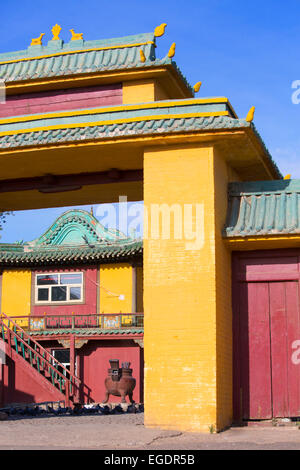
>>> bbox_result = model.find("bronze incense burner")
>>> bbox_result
[103,359,136,404]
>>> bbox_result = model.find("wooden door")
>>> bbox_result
[238,279,300,420]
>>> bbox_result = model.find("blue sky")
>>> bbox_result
[1,0,300,242]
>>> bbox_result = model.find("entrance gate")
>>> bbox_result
[233,251,300,421]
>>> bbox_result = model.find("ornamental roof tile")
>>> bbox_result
[224,179,300,237]
[0,240,143,266]
[0,31,193,93]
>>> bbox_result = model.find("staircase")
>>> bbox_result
[0,313,80,407]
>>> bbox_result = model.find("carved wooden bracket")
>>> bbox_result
[57,339,89,349]
[133,339,144,348]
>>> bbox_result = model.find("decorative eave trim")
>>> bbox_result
[0,111,230,137]
[0,41,156,66]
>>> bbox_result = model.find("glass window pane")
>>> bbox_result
[37,274,58,285]
[70,287,81,300]
[37,288,49,301]
[60,273,82,285]
[51,286,67,302]
[53,349,70,364]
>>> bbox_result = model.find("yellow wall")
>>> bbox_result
[99,263,133,313]
[1,269,32,329]
[144,145,218,432]
[123,79,170,104]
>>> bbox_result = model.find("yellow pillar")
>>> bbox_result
[143,144,232,432]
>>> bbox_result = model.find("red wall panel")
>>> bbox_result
[78,340,143,404]
[33,266,98,316]
[0,84,122,117]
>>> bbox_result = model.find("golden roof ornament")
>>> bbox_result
[193,81,202,93]
[167,42,176,58]
[70,29,83,41]
[30,33,45,46]
[154,23,167,37]
[51,24,62,41]
[140,49,146,63]
[245,106,255,122]
[284,174,291,180]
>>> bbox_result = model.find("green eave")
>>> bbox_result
[0,240,143,267]
[224,179,300,237]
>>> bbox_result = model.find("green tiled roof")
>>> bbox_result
[0,31,193,93]
[224,179,300,237]
[0,114,242,148]
[0,240,143,266]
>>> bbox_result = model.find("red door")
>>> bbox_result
[233,252,300,421]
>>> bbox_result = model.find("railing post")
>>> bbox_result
[7,328,11,355]
[65,379,70,407]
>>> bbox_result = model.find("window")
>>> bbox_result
[52,349,76,376]
[35,272,83,304]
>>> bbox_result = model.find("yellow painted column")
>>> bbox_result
[144,144,220,432]
[213,149,233,431]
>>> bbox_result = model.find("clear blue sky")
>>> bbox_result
[1,0,300,242]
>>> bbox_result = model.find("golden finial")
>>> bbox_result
[30,33,45,46]
[70,29,83,41]
[51,24,62,41]
[154,23,167,37]
[140,49,146,63]
[245,106,255,122]
[167,42,176,58]
[90,206,94,216]
[284,174,291,180]
[193,81,202,93]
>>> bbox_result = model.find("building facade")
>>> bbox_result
[0,23,299,431]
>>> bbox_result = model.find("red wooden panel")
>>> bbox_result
[238,256,299,282]
[241,282,272,419]
[285,281,300,417]
[0,84,122,117]
[269,282,289,417]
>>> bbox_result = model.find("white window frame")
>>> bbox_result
[35,272,84,305]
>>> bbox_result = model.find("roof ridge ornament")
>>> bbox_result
[139,49,146,63]
[167,42,176,58]
[30,33,45,46]
[245,106,255,122]
[154,23,167,37]
[51,24,62,41]
[70,29,84,41]
[193,81,202,93]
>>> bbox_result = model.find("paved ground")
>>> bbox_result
[1,413,300,450]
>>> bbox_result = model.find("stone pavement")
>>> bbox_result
[0,413,300,450]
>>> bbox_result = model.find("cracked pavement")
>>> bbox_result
[1,413,300,450]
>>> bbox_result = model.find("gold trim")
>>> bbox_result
[0,41,155,66]
[0,98,231,125]
[0,111,229,137]
[225,235,300,243]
